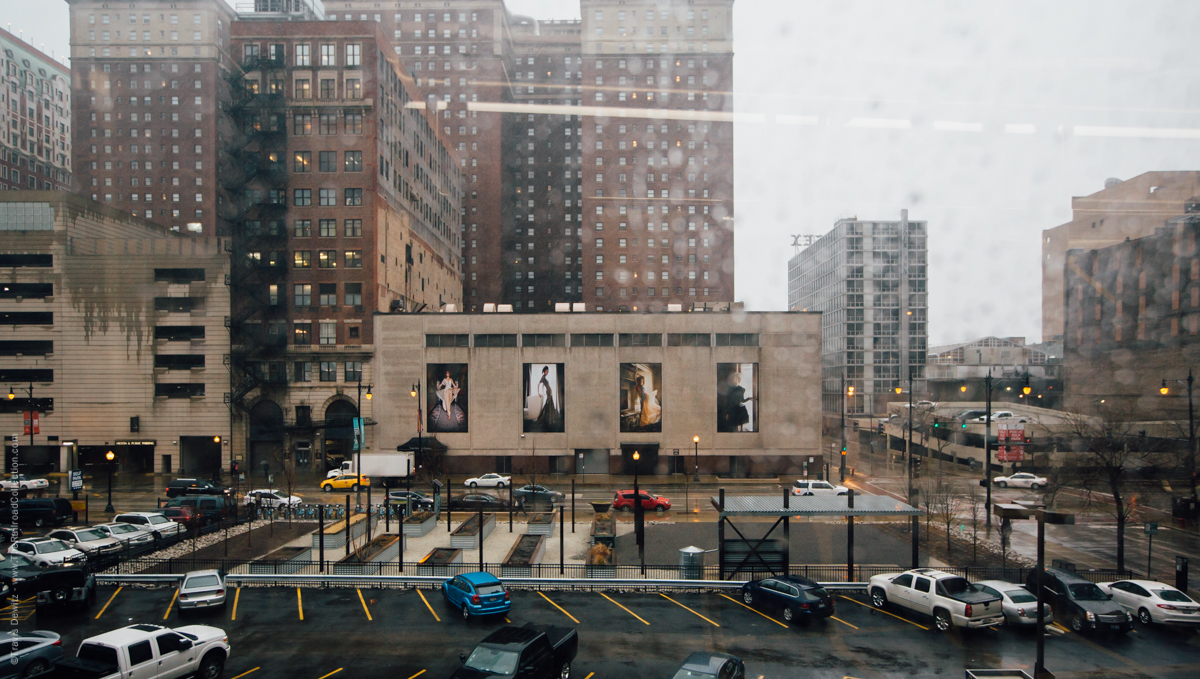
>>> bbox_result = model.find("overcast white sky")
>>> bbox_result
[8,0,1199,344]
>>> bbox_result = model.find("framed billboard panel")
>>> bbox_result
[428,363,468,433]
[523,363,565,433]
[620,363,662,433]
[717,363,758,432]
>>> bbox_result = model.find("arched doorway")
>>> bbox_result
[323,399,358,471]
[248,400,284,478]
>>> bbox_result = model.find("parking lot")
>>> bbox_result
[17,582,1200,678]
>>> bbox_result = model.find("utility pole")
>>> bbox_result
[984,369,993,527]
[840,375,848,482]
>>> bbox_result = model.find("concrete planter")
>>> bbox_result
[403,511,438,537]
[450,513,496,548]
[500,534,546,578]
[527,513,556,537]
[251,546,311,574]
[334,535,402,575]
[313,513,369,552]
[417,547,462,577]
[591,515,615,549]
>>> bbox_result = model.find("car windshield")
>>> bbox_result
[110,525,138,534]
[1154,589,1193,603]
[1006,590,1037,604]
[1069,583,1109,601]
[939,577,979,595]
[77,529,107,541]
[475,584,505,595]
[147,516,169,524]
[184,575,222,589]
[463,647,518,675]
[35,541,68,554]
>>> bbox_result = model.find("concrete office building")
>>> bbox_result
[374,310,822,477]
[0,27,73,192]
[0,192,229,475]
[1043,171,1200,342]
[787,211,929,418]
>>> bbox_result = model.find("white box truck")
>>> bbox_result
[327,451,415,487]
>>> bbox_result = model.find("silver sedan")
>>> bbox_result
[178,569,227,611]
[0,630,63,679]
[976,580,1054,626]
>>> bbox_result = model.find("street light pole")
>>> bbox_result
[104,450,116,513]
[840,374,847,483]
[984,369,993,527]
[1161,371,1197,498]
[692,435,700,482]
[355,378,372,509]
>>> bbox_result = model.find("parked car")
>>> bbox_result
[464,473,511,489]
[670,652,746,679]
[91,522,155,549]
[0,498,75,528]
[740,575,834,623]
[164,478,229,498]
[955,410,988,422]
[612,489,671,513]
[43,623,230,679]
[511,484,564,506]
[1025,567,1132,634]
[973,411,1028,423]
[0,474,50,491]
[163,495,237,525]
[449,493,520,512]
[791,480,849,496]
[992,473,1047,489]
[0,551,95,611]
[452,623,577,679]
[7,537,87,568]
[160,506,202,530]
[974,580,1054,627]
[47,527,123,558]
[386,490,435,511]
[869,568,1003,631]
[442,572,511,620]
[241,489,302,508]
[1097,579,1200,627]
[0,630,63,679]
[320,474,370,492]
[115,512,185,541]
[178,570,228,612]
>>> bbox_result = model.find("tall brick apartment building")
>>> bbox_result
[1,27,74,191]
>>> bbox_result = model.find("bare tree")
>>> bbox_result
[926,476,962,556]
[270,444,298,524]
[964,484,983,564]
[1041,400,1174,572]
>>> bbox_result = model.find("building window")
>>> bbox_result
[345,113,363,134]
[318,283,337,306]
[319,322,337,346]
[293,284,312,306]
[319,79,336,99]
[345,44,361,67]
[344,282,363,306]
[345,361,363,382]
[320,44,336,66]
[319,219,337,237]
[570,333,614,347]
[344,151,362,172]
[319,150,336,172]
[294,151,311,172]
[473,334,518,348]
[293,251,311,268]
[293,114,312,135]
[667,333,711,347]
[344,189,363,206]
[293,189,311,206]
[345,79,362,99]
[344,219,362,237]
[318,188,336,206]
[294,220,312,237]
[425,334,470,347]
[294,322,312,345]
[521,333,566,347]
[319,114,337,136]
[295,44,310,66]
[293,361,311,382]
[344,250,362,268]
[618,333,662,347]
[318,250,337,268]
[295,79,311,99]
[319,360,337,381]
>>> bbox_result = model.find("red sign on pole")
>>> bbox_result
[23,412,40,435]
[23,412,31,435]
[31,412,40,435]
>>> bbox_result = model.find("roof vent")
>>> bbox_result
[483,303,496,313]
[572,303,586,312]
[1104,177,1121,189]
[497,304,514,313]
[667,303,683,312]
[554,303,571,313]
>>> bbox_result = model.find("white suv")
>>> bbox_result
[115,512,185,540]
[791,480,849,496]
[7,537,86,567]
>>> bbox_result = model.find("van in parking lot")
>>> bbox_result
[0,498,75,528]
[163,495,236,525]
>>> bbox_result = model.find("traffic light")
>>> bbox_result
[933,418,940,429]
[231,461,239,474]
[841,445,847,456]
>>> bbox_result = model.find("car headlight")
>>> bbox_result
[1125,612,1132,621]
[1086,611,1096,621]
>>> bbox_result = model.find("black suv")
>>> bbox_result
[0,498,75,528]
[164,495,237,525]
[1026,567,1132,634]
[164,478,229,498]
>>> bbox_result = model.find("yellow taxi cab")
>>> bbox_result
[320,474,371,492]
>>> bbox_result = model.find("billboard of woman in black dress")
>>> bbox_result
[523,363,565,433]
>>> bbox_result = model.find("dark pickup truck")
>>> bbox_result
[453,623,578,679]
[0,552,96,611]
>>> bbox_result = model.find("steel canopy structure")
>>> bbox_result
[710,490,923,581]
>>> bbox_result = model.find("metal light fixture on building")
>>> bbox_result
[365,386,373,400]
[960,385,967,393]
[894,386,902,394]
[1161,380,1170,396]
[213,436,221,443]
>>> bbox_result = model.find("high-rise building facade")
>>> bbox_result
[788,211,929,417]
[65,0,236,236]
[0,27,73,192]
[1042,172,1200,343]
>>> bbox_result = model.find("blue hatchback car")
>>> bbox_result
[442,572,511,620]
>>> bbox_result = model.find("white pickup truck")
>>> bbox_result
[43,623,229,679]
[869,568,1004,631]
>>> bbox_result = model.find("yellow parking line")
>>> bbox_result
[505,617,512,623]
[164,588,179,620]
[416,589,441,622]
[406,671,427,679]
[716,593,788,628]
[831,615,859,630]
[231,588,240,621]
[599,592,650,625]
[297,588,304,621]
[537,591,580,624]
[1052,622,1070,633]
[357,588,373,621]
[584,674,595,679]
[316,670,342,679]
[659,593,719,627]
[230,669,260,679]
[95,587,122,620]
[837,595,929,631]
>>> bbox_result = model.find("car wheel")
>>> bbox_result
[351,484,360,492]
[871,588,887,608]
[997,481,1007,488]
[783,606,794,622]
[1070,615,1084,632]
[21,659,48,678]
[742,589,754,605]
[559,661,571,679]
[1030,483,1041,490]
[33,518,45,528]
[197,652,225,679]
[497,482,506,489]
[655,506,666,514]
[50,586,71,604]
[462,604,471,621]
[322,485,332,492]
[470,482,478,489]
[934,609,952,632]
[620,504,632,512]
[1138,608,1152,626]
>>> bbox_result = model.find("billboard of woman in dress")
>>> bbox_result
[523,363,565,433]
[717,363,757,432]
[620,363,662,433]
[427,364,468,433]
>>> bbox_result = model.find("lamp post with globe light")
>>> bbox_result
[104,450,116,514]
[1160,371,1196,498]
